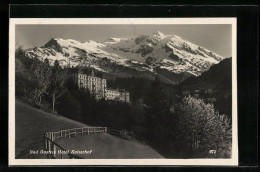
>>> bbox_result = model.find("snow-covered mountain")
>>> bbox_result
[25,31,224,84]
[103,31,223,76]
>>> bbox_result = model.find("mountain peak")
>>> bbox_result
[104,37,126,44]
[153,30,164,36]
[152,31,166,40]
[43,38,63,52]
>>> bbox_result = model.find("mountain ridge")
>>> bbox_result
[180,58,232,91]
[25,31,225,84]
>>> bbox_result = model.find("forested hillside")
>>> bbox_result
[15,47,232,158]
[179,58,232,117]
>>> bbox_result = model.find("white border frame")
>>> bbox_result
[9,18,238,166]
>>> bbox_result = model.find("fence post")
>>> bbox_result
[69,130,70,138]
[48,133,50,148]
[75,129,77,136]
[82,128,83,135]
[53,144,56,158]
[44,134,47,150]
[105,127,107,133]
[94,128,95,133]
[88,128,89,135]
[60,131,62,138]
[51,132,54,141]
[48,136,51,152]
[47,133,51,159]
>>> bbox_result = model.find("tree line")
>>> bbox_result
[15,47,232,158]
[15,47,67,113]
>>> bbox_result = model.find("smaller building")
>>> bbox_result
[106,88,130,103]
[106,89,120,100]
[119,90,130,103]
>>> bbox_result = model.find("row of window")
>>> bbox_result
[80,81,105,86]
[106,94,119,97]
[81,79,103,84]
[79,75,106,83]
[106,95,128,100]
[80,85,102,90]
[106,90,119,94]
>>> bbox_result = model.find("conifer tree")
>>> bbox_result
[145,76,171,148]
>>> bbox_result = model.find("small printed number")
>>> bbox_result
[209,150,216,154]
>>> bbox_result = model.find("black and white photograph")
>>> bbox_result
[9,18,238,165]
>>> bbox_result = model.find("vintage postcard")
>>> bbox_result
[9,18,238,166]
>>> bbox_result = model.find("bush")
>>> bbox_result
[174,96,232,158]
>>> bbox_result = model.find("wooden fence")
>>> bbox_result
[107,128,121,135]
[107,129,149,144]
[44,127,148,159]
[44,127,107,159]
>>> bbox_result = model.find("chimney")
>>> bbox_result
[91,70,95,76]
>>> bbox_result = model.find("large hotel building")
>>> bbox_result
[73,69,130,103]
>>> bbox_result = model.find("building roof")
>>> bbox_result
[77,68,104,78]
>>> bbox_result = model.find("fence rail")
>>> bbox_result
[107,129,121,135]
[44,126,148,159]
[107,129,150,144]
[44,126,107,159]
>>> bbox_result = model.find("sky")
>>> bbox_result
[16,24,232,57]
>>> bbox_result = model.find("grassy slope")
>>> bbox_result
[15,100,163,159]
[56,133,163,159]
[15,100,88,158]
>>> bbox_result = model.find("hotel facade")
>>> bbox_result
[73,69,130,103]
